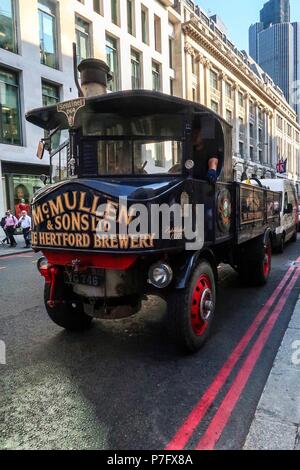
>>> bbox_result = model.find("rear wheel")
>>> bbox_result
[167,260,216,353]
[44,284,93,331]
[238,235,272,286]
[291,228,297,243]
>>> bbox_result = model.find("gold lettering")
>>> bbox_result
[119,235,130,249]
[91,196,100,215]
[62,214,71,231]
[49,195,64,218]
[81,214,90,232]
[64,191,78,211]
[54,216,62,231]
[71,212,81,232]
[32,206,44,226]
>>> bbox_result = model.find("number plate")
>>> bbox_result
[64,270,104,287]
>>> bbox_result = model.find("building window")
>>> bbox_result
[239,141,244,157]
[191,54,195,75]
[210,70,218,91]
[169,37,174,69]
[141,5,148,44]
[42,80,60,106]
[238,91,244,108]
[75,16,91,64]
[0,0,17,53]
[93,0,103,15]
[111,0,119,26]
[170,78,174,96]
[249,122,254,138]
[225,82,232,99]
[250,146,254,160]
[211,100,218,114]
[226,109,232,124]
[131,49,141,89]
[38,0,58,69]
[0,67,21,145]
[152,61,161,92]
[154,15,161,53]
[127,0,134,35]
[106,35,119,92]
[239,118,244,138]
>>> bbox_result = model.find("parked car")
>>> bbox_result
[261,179,298,252]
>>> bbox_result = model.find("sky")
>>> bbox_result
[196,0,300,52]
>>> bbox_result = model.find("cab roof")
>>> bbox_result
[25,90,231,131]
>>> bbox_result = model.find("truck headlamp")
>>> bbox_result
[148,263,173,289]
[37,257,48,272]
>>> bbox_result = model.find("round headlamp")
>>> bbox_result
[148,263,173,289]
[37,257,48,272]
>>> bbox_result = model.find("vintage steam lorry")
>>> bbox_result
[26,58,281,352]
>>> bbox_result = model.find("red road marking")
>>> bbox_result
[196,267,300,450]
[166,261,298,450]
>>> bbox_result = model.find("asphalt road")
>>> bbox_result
[1,239,300,450]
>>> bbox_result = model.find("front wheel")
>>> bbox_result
[167,260,216,353]
[44,284,93,331]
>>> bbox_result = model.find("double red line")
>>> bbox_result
[166,259,300,451]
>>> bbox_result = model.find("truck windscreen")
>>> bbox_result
[81,113,184,176]
[97,140,183,176]
[81,113,183,138]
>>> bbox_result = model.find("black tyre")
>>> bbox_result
[44,284,93,331]
[167,260,216,353]
[276,234,285,254]
[238,235,272,286]
[291,228,297,243]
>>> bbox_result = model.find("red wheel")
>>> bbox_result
[191,274,213,336]
[263,243,271,279]
[167,260,216,352]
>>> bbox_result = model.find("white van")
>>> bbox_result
[261,179,298,252]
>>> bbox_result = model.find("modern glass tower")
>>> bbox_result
[260,0,290,28]
[249,0,300,122]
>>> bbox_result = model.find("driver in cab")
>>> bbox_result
[191,117,224,184]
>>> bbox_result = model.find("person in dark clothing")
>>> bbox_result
[1,213,9,244]
[192,117,224,183]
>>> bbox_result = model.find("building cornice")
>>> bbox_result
[182,21,299,129]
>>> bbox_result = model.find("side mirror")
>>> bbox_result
[37,140,45,160]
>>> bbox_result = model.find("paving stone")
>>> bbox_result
[244,412,297,450]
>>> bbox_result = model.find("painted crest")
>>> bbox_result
[57,98,86,127]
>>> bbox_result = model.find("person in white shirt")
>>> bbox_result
[18,210,32,248]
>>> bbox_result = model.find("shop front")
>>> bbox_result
[1,162,49,217]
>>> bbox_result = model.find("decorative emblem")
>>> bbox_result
[217,189,232,233]
[57,98,86,127]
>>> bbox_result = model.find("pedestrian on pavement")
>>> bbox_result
[1,212,9,245]
[4,210,18,248]
[18,210,32,248]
